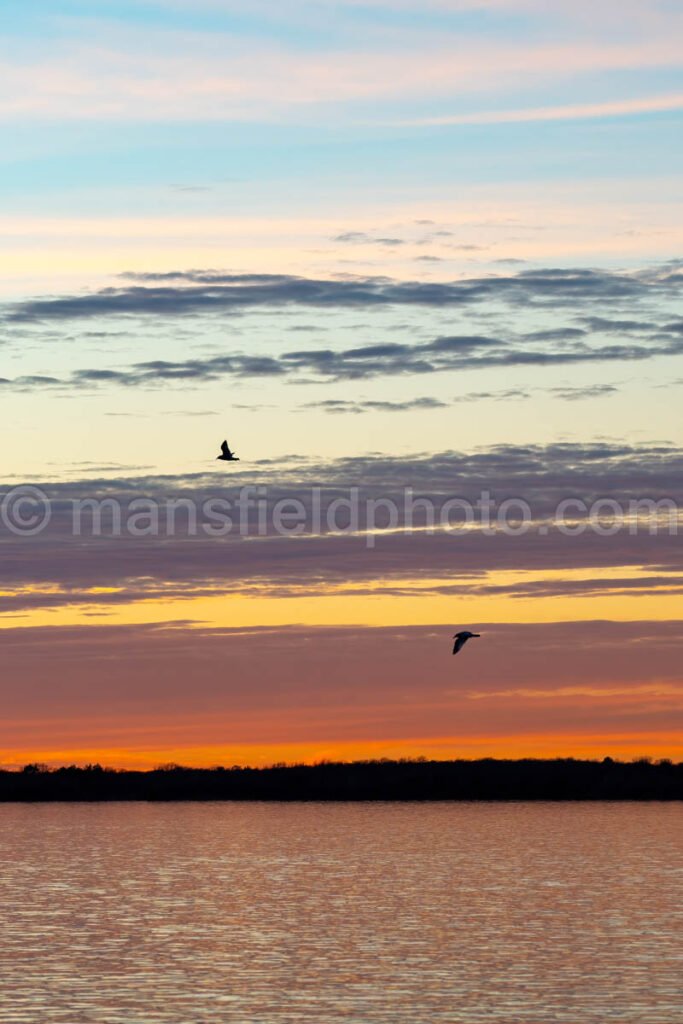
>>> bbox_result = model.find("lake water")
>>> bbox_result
[0,802,681,1023]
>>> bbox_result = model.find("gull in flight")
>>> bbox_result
[217,440,240,462]
[452,630,480,655]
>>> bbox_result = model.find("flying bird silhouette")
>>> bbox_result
[217,440,239,462]
[452,631,480,655]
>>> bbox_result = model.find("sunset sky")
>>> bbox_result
[1,0,682,767]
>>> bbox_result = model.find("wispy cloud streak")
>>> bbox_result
[401,94,683,126]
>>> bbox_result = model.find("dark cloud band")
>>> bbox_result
[6,265,680,324]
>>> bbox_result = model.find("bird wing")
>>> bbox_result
[453,636,465,655]
[221,440,230,456]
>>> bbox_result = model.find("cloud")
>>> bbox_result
[578,316,657,333]
[548,384,619,400]
[2,325,675,392]
[400,93,683,126]
[334,232,407,246]
[1,442,682,603]
[169,184,212,193]
[277,324,681,381]
[453,388,530,401]
[0,375,63,391]
[8,265,679,325]
[467,682,683,702]
[474,575,683,599]
[2,264,680,391]
[306,384,620,412]
[2,27,680,124]
[334,232,371,243]
[305,397,448,413]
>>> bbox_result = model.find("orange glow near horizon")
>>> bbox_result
[3,732,681,772]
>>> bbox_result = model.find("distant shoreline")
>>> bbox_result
[1,758,681,802]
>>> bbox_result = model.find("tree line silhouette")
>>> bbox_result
[0,757,681,801]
